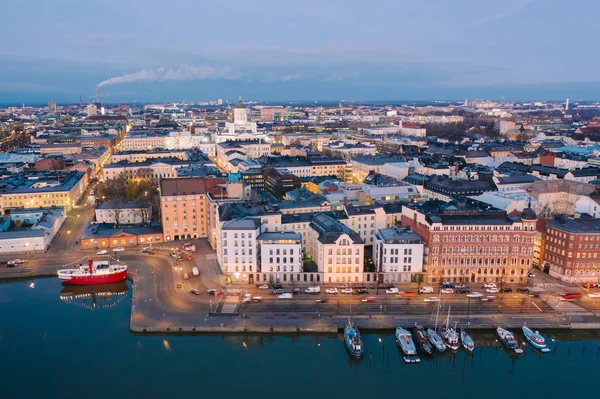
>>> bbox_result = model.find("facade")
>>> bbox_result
[0,208,65,254]
[373,227,424,283]
[95,201,152,225]
[263,168,302,199]
[218,218,262,275]
[256,232,303,281]
[401,200,537,284]
[102,158,192,181]
[212,102,267,143]
[80,224,164,249]
[308,213,365,284]
[111,150,190,163]
[544,217,600,283]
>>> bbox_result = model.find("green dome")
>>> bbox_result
[235,101,246,109]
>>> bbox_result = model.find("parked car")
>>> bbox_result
[483,282,496,288]
[97,250,108,255]
[292,288,301,295]
[588,293,600,298]
[325,288,338,295]
[190,289,200,295]
[500,288,513,293]
[113,247,125,252]
[419,287,434,294]
[355,289,368,295]
[341,288,353,294]
[273,288,285,295]
[385,287,399,294]
[187,255,193,261]
[273,284,283,290]
[192,267,199,276]
[441,288,454,294]
[361,297,377,303]
[13,259,25,264]
[337,284,349,289]
[441,282,454,289]
[486,288,499,293]
[456,287,470,294]
[258,284,270,290]
[305,286,321,294]
[517,287,530,293]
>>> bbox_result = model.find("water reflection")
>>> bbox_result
[59,281,129,311]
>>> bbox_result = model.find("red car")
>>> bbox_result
[362,297,377,303]
[188,255,193,261]
[562,293,582,300]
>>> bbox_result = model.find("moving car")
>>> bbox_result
[423,297,439,302]
[486,288,499,293]
[341,288,353,294]
[12,259,25,264]
[484,282,496,288]
[207,289,220,296]
[192,267,199,276]
[183,273,189,280]
[441,288,454,294]
[315,298,328,303]
[242,294,253,303]
[456,287,470,294]
[481,296,496,302]
[292,288,301,295]
[258,284,270,290]
[386,287,399,294]
[190,289,200,295]
[517,287,530,293]
[252,296,262,303]
[113,247,125,252]
[588,293,600,298]
[278,293,293,299]
[97,250,108,255]
[562,293,582,300]
[419,287,434,294]
[325,288,338,295]
[467,292,484,298]
[361,297,377,303]
[273,288,285,295]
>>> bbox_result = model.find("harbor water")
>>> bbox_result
[1,278,599,399]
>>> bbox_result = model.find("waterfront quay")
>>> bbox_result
[4,239,600,334]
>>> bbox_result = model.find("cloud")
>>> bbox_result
[97,64,242,87]
[260,72,302,83]
[472,0,534,26]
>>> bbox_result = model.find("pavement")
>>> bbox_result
[4,236,600,333]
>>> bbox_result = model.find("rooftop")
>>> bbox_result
[548,217,600,234]
[376,227,422,244]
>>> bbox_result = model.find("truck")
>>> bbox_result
[192,267,199,276]
[305,286,321,294]
[419,286,434,294]
[278,293,293,299]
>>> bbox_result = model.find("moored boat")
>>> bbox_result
[395,327,420,363]
[460,329,475,353]
[439,307,460,351]
[522,326,551,353]
[58,258,127,286]
[412,325,433,356]
[427,327,447,352]
[497,327,523,354]
[344,320,364,358]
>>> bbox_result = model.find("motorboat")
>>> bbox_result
[460,329,475,353]
[497,327,523,354]
[412,325,433,356]
[522,326,551,353]
[344,320,364,358]
[395,327,420,363]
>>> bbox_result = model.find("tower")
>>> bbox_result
[565,98,569,111]
[96,87,100,104]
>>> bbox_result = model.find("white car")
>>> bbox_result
[341,288,353,294]
[386,287,399,294]
[325,288,338,295]
[588,293,600,298]
[13,259,25,264]
[467,292,484,298]
[483,283,497,288]
[486,288,499,293]
[441,288,454,294]
[96,250,108,255]
[423,297,439,302]
[258,284,270,290]
[419,287,434,294]
[337,284,349,289]
[112,247,125,252]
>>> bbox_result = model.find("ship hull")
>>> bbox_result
[59,270,127,285]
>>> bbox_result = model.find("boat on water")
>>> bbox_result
[439,306,460,351]
[427,327,447,352]
[497,327,524,354]
[395,327,420,363]
[58,258,127,286]
[344,320,364,358]
[412,325,433,356]
[522,326,551,353]
[460,329,475,353]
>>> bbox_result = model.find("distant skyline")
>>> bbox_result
[1,0,599,103]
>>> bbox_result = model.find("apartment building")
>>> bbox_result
[373,227,424,283]
[95,201,152,224]
[256,232,303,279]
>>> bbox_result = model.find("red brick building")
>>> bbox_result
[401,200,537,284]
[544,216,600,283]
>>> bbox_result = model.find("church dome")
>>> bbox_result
[235,101,246,109]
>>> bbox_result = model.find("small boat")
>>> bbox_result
[412,325,433,356]
[427,327,447,352]
[522,326,551,353]
[460,329,475,353]
[497,327,523,354]
[395,327,420,363]
[344,319,364,358]
[439,307,460,351]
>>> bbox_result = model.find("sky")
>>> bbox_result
[1,0,599,103]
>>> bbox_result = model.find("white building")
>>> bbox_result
[373,227,424,283]
[472,190,537,214]
[86,103,97,117]
[95,201,152,225]
[308,213,365,284]
[212,101,267,143]
[575,196,600,218]
[256,232,303,281]
[0,208,66,254]
[218,218,262,275]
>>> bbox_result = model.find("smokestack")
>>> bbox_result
[96,87,100,104]
[79,94,83,107]
[88,258,93,274]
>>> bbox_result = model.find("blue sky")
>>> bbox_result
[1,0,599,103]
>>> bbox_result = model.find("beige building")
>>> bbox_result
[528,180,597,218]
[111,150,190,163]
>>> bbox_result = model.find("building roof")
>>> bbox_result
[309,213,364,244]
[222,218,261,230]
[97,201,150,210]
[160,177,226,196]
[376,227,422,244]
[547,217,600,234]
[257,232,302,241]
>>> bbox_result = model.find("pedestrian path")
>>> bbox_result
[220,296,239,314]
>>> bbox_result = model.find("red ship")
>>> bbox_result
[58,258,127,285]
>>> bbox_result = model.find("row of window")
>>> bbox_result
[327,258,361,265]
